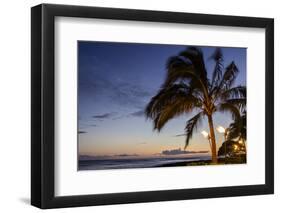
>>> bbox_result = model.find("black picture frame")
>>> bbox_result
[31,3,274,209]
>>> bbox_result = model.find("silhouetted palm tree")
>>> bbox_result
[145,47,246,163]
[227,112,246,140]
[227,110,247,148]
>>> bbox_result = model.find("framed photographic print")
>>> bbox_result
[31,3,274,209]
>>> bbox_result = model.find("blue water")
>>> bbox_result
[78,156,211,170]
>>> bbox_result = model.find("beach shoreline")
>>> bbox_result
[156,157,247,167]
[78,156,246,171]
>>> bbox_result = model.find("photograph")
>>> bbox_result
[30,3,274,209]
[78,41,247,171]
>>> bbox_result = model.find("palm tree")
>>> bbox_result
[145,47,246,164]
[227,110,247,149]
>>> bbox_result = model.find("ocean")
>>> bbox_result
[78,155,211,170]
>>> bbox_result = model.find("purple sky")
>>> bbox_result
[78,41,246,157]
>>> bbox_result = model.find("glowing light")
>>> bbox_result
[216,126,226,133]
[201,131,209,138]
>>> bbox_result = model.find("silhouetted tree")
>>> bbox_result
[227,111,246,141]
[218,140,245,157]
[146,47,246,163]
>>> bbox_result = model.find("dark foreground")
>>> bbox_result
[157,156,247,167]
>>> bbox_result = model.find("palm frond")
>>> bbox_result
[211,61,239,101]
[153,98,198,131]
[184,111,205,148]
[216,102,241,121]
[164,56,200,88]
[225,98,246,111]
[220,61,239,90]
[221,86,246,100]
[146,84,202,131]
[210,48,223,89]
[146,83,201,119]
[227,111,246,141]
[227,125,240,140]
[179,47,209,87]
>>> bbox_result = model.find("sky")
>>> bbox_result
[78,41,246,158]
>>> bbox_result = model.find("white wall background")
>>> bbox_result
[0,0,279,212]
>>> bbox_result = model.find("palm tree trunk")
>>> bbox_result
[207,114,218,164]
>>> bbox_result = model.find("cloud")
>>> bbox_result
[129,110,144,117]
[174,134,186,137]
[92,112,117,122]
[107,81,152,108]
[78,131,87,134]
[161,148,208,155]
[79,153,139,160]
[112,110,145,120]
[114,154,139,157]
[79,154,108,160]
[79,67,152,109]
